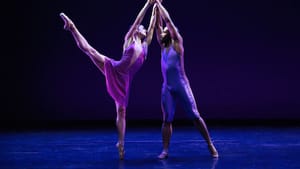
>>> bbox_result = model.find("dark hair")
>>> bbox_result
[161,31,171,47]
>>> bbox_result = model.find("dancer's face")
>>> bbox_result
[161,27,171,47]
[137,25,147,38]
[161,27,169,37]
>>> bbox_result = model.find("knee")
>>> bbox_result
[195,116,204,122]
[162,122,172,127]
[117,106,126,119]
[188,109,201,119]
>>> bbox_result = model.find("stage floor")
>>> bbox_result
[1,125,299,169]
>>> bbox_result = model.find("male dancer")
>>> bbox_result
[155,0,219,159]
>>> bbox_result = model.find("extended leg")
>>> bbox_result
[193,117,219,158]
[60,13,106,73]
[179,83,219,158]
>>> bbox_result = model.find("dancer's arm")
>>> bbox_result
[124,0,154,45]
[145,4,157,45]
[155,0,182,43]
[155,4,163,46]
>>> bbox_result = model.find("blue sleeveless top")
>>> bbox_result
[161,45,187,89]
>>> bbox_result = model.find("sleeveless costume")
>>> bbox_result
[161,45,200,122]
[104,42,147,107]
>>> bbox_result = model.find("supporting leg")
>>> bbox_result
[116,103,126,160]
[158,122,172,159]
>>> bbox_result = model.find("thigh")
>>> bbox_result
[161,86,176,122]
[177,82,200,119]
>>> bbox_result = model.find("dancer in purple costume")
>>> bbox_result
[60,0,157,159]
[154,0,219,159]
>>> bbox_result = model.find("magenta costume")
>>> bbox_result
[104,42,147,107]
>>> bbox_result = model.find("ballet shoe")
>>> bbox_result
[59,12,74,31]
[116,142,125,160]
[208,143,219,158]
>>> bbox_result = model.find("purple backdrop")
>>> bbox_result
[4,0,300,122]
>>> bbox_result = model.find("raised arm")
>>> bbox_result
[145,4,158,45]
[124,0,154,42]
[155,0,183,43]
[155,4,163,46]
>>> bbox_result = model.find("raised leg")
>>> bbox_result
[60,12,106,73]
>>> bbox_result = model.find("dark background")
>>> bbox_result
[3,0,300,126]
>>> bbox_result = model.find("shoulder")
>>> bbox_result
[123,37,134,49]
[173,40,184,55]
[142,41,148,49]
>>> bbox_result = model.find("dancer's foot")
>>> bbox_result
[59,12,74,31]
[157,151,168,159]
[116,142,125,160]
[208,143,219,158]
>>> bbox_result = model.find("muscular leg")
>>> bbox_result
[115,102,126,160]
[158,122,172,159]
[60,13,106,73]
[179,83,219,158]
[193,117,219,158]
[158,86,175,159]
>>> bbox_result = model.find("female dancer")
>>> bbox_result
[60,0,157,159]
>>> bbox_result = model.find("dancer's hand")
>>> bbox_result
[148,0,155,5]
[59,13,74,31]
[152,3,158,15]
[155,0,162,3]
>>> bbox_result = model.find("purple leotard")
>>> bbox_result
[161,45,200,122]
[104,42,147,107]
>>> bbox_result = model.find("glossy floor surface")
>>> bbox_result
[1,125,299,169]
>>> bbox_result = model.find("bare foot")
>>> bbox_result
[208,143,219,158]
[59,13,74,31]
[157,151,168,159]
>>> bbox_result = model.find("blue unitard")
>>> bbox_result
[161,45,201,122]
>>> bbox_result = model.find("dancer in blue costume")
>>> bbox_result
[155,0,219,159]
